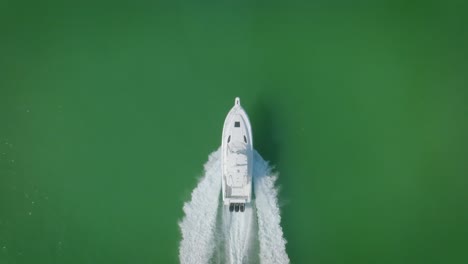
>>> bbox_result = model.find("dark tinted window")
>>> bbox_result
[243,135,247,143]
[227,136,231,143]
[234,122,240,127]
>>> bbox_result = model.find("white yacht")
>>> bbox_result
[221,97,253,213]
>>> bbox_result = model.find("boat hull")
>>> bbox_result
[221,98,253,209]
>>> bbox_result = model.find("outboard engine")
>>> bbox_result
[229,204,234,212]
[234,204,239,212]
[240,203,245,212]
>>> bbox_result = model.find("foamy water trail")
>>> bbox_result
[253,151,290,264]
[222,204,256,264]
[179,149,289,264]
[179,149,221,264]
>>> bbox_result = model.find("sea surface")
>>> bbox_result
[1,1,467,263]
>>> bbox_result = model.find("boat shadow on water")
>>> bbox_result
[250,98,282,171]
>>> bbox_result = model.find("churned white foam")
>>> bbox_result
[221,203,256,264]
[253,151,290,264]
[179,149,289,264]
[179,149,221,264]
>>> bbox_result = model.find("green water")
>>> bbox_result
[1,1,467,263]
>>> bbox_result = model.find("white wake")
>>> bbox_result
[179,150,221,264]
[179,149,289,264]
[253,151,290,264]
